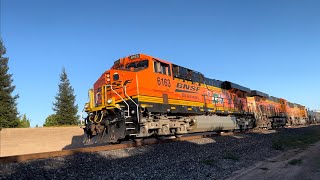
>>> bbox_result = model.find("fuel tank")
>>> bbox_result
[189,115,237,133]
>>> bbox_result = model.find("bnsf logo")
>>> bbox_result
[176,83,200,91]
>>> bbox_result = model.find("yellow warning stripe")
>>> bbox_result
[114,96,139,104]
[168,99,204,107]
[139,95,163,104]
[140,104,153,108]
[201,84,222,92]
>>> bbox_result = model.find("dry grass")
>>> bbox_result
[272,128,320,150]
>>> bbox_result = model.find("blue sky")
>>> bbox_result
[1,0,320,127]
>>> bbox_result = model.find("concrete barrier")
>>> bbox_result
[0,127,83,157]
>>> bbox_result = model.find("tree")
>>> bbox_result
[43,114,58,127]
[17,114,31,128]
[0,40,19,128]
[52,68,78,126]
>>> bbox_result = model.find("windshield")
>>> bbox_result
[126,60,149,70]
[112,60,149,71]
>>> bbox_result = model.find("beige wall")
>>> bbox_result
[0,127,83,157]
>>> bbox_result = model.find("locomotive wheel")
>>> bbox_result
[94,127,107,144]
[155,135,166,140]
[83,127,94,145]
[110,140,121,144]
[175,134,183,138]
[83,133,91,145]
[106,120,126,143]
[132,138,145,143]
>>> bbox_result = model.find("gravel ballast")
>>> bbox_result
[1,125,320,180]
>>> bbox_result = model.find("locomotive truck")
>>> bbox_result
[82,54,310,144]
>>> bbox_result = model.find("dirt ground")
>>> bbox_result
[228,141,320,180]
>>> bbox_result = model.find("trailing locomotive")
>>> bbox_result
[308,110,320,124]
[82,54,311,144]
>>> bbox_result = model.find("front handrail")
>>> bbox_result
[124,86,140,123]
[80,109,85,127]
[105,84,130,119]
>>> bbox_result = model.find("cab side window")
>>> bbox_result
[153,59,171,76]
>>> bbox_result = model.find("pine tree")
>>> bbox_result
[52,68,78,125]
[18,114,31,128]
[0,40,19,128]
[43,114,58,127]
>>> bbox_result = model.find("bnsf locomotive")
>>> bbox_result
[82,54,316,143]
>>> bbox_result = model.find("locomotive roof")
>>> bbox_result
[249,90,269,98]
[222,81,251,93]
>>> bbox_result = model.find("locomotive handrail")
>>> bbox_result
[106,84,130,118]
[95,92,101,105]
[80,109,85,126]
[104,85,107,105]
[124,86,140,123]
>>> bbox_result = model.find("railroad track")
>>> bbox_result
[0,131,238,163]
[0,127,291,164]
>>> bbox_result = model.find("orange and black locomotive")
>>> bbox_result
[83,54,310,144]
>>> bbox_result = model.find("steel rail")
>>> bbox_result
[0,133,224,164]
[0,126,295,164]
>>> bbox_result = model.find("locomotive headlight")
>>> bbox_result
[107,78,111,82]
[107,99,113,104]
[84,103,89,108]
[131,110,135,114]
[106,74,110,78]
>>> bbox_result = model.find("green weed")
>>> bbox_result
[288,158,303,165]
[272,129,320,150]
[223,152,240,161]
[202,159,216,166]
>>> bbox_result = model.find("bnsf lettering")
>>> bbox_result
[176,83,200,91]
